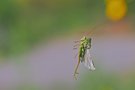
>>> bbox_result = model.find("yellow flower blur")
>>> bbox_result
[106,0,127,21]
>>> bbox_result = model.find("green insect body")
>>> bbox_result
[79,36,91,62]
[74,36,95,80]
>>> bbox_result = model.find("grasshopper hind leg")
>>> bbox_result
[74,57,81,80]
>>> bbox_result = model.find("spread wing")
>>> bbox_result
[83,49,95,70]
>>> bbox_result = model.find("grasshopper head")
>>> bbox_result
[86,38,92,49]
[81,36,86,41]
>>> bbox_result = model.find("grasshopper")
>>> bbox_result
[74,36,95,79]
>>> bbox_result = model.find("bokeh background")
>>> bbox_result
[0,0,135,90]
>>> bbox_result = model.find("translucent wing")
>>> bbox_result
[83,49,95,70]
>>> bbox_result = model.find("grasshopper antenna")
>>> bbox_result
[85,20,108,37]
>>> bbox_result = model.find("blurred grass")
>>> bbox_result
[77,70,135,90]
[16,84,41,90]
[12,71,135,90]
[0,0,105,57]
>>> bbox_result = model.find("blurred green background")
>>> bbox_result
[0,0,106,57]
[0,0,135,56]
[0,0,135,90]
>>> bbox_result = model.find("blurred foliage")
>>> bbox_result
[0,0,105,57]
[0,0,135,57]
